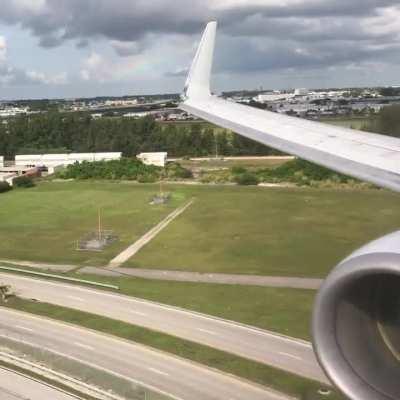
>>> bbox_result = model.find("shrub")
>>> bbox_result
[56,158,161,182]
[234,172,259,186]
[13,175,35,188]
[137,174,157,183]
[231,166,247,174]
[166,163,193,179]
[0,181,12,193]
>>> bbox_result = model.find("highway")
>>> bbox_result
[0,272,327,383]
[0,367,77,400]
[0,308,288,400]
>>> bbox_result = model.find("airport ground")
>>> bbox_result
[0,177,398,400]
[0,181,399,277]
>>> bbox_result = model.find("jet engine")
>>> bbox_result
[313,230,400,400]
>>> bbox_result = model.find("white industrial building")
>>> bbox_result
[294,88,309,96]
[15,152,122,169]
[255,92,294,103]
[137,152,168,167]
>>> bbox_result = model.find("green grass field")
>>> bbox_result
[130,185,400,277]
[1,182,400,277]
[0,181,185,266]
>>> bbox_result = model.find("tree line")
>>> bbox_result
[0,112,278,159]
[1,105,399,160]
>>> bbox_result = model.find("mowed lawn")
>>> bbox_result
[0,181,186,266]
[130,185,400,277]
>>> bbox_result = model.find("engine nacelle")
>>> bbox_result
[313,230,400,400]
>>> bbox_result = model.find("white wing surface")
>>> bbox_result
[180,22,400,192]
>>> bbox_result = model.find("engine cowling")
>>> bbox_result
[312,230,400,400]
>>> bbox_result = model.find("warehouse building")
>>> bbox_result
[137,152,168,167]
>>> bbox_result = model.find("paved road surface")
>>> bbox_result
[0,367,77,400]
[0,309,289,400]
[98,267,323,289]
[0,272,327,383]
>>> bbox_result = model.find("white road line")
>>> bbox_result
[147,367,169,377]
[196,328,218,336]
[15,325,34,333]
[67,295,84,302]
[130,310,148,317]
[279,352,302,361]
[74,342,94,351]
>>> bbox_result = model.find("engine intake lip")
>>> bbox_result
[312,252,400,400]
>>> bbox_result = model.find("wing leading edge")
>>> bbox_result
[180,21,400,192]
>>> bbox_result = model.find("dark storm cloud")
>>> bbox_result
[1,0,400,76]
[214,36,400,74]
[1,0,397,44]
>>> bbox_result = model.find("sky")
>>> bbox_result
[0,0,399,100]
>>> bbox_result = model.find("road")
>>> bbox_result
[100,267,323,289]
[0,367,77,400]
[0,272,327,383]
[0,308,288,400]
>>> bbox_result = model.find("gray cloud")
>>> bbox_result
[1,1,400,81]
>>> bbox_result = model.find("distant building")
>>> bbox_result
[0,156,3,168]
[137,152,168,167]
[105,99,138,107]
[255,92,293,103]
[0,166,40,186]
[15,152,122,173]
[294,88,308,96]
[0,107,28,118]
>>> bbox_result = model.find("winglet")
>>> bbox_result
[182,21,217,101]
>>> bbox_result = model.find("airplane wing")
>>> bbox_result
[179,21,400,192]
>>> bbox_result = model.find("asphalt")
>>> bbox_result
[0,272,328,383]
[100,267,323,289]
[0,367,77,400]
[0,308,289,400]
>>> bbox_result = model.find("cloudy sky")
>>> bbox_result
[0,0,399,99]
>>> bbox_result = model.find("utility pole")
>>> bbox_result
[98,207,102,241]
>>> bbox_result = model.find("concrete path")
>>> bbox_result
[80,266,323,290]
[108,199,195,268]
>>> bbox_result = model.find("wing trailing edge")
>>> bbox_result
[180,22,400,192]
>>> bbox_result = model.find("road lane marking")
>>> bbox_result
[196,328,218,336]
[74,342,94,351]
[279,352,302,361]
[15,325,34,333]
[67,295,84,302]
[129,310,147,317]
[147,367,169,377]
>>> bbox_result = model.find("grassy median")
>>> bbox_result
[2,297,344,400]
